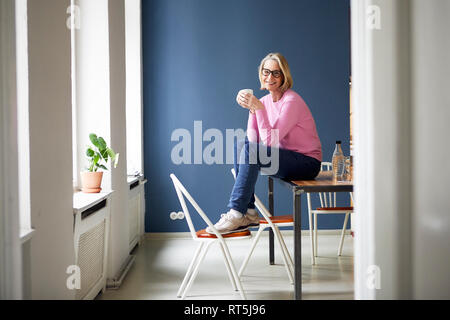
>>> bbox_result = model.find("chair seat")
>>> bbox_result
[259,215,294,224]
[196,229,251,239]
[314,206,353,212]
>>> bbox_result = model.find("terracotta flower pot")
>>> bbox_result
[81,171,103,193]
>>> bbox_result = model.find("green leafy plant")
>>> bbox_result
[86,133,119,172]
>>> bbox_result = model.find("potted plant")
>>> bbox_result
[80,133,119,193]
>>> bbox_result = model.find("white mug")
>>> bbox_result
[240,89,254,112]
[241,88,253,96]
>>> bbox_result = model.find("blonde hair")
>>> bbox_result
[258,52,293,92]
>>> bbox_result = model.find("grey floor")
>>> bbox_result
[97,231,354,300]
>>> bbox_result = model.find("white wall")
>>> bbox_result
[1,0,133,299]
[107,0,130,280]
[16,0,32,233]
[411,0,450,299]
[0,0,22,300]
[352,0,404,299]
[352,0,450,299]
[75,0,111,187]
[27,0,75,299]
[75,0,130,281]
[125,0,143,176]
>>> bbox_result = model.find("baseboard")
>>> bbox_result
[146,232,193,240]
[145,229,351,240]
[106,254,136,289]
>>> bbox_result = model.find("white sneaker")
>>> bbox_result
[245,210,260,227]
[206,210,248,234]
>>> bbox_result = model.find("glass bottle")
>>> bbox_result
[332,141,345,182]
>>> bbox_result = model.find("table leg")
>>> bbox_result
[293,189,302,300]
[268,177,274,265]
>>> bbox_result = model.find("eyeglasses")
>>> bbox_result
[262,68,283,78]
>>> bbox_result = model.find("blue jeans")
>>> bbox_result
[228,138,321,214]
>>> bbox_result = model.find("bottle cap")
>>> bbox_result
[336,140,342,144]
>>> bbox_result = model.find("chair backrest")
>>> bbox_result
[307,162,353,209]
[170,173,225,240]
[319,162,337,207]
[231,168,279,229]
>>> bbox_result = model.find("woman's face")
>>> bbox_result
[262,59,283,91]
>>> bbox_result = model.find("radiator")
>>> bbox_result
[127,178,147,252]
[73,194,111,300]
[128,194,140,250]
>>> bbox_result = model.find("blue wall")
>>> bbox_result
[142,0,350,232]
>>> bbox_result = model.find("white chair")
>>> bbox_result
[306,162,354,265]
[170,173,251,300]
[231,168,294,284]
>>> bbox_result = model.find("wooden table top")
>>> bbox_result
[291,171,353,187]
[273,171,353,193]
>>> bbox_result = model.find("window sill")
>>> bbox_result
[20,228,36,244]
[73,190,114,215]
[127,174,147,189]
[127,173,146,185]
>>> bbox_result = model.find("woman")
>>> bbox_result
[206,52,322,235]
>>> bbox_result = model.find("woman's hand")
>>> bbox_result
[236,91,264,113]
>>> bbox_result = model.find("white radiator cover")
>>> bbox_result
[127,178,147,252]
[73,192,112,300]
[128,194,140,249]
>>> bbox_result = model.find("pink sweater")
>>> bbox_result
[247,89,322,162]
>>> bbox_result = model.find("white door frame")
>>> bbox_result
[0,0,22,300]
[351,0,412,299]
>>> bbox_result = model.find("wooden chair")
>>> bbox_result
[170,173,251,300]
[231,169,294,284]
[306,162,354,265]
